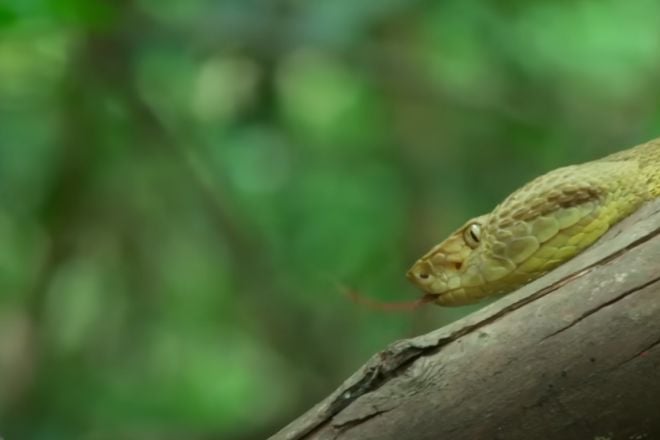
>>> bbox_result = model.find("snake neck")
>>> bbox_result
[603,138,660,198]
[643,141,660,197]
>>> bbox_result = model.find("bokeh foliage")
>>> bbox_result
[1,0,660,438]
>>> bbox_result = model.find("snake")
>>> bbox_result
[407,138,660,306]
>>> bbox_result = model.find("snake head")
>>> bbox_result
[407,168,611,306]
[407,215,491,305]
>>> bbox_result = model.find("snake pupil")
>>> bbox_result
[470,227,480,243]
[463,223,482,249]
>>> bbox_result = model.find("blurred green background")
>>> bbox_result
[1,0,659,438]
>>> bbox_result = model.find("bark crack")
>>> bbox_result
[617,335,660,367]
[332,408,391,431]
[541,276,660,341]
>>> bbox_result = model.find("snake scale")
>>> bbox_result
[407,138,660,306]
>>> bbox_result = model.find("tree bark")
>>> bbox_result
[271,199,660,440]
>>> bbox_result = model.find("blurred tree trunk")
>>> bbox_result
[271,199,660,440]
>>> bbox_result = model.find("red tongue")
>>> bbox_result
[342,286,437,312]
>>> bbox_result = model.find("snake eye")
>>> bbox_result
[464,223,481,249]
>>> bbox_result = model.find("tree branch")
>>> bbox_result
[272,199,660,440]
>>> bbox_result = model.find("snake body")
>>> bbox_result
[407,138,660,306]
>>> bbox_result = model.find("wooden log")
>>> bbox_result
[271,199,660,440]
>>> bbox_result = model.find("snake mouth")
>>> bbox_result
[412,284,465,301]
[434,286,463,297]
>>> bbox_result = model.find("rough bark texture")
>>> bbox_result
[271,199,660,440]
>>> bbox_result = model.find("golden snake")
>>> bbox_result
[407,138,660,306]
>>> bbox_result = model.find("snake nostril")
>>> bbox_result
[418,272,430,280]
